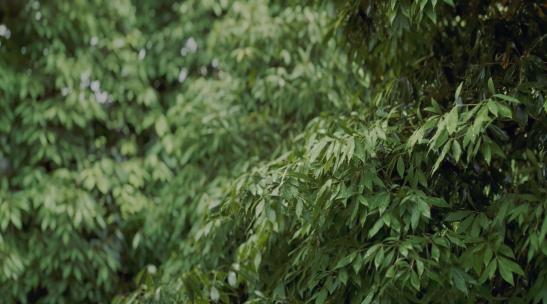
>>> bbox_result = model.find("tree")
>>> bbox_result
[1,0,545,303]
[127,1,546,303]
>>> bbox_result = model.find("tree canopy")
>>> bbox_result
[0,0,545,303]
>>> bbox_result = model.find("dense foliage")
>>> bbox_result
[0,0,545,303]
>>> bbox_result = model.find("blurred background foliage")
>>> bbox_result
[0,0,545,303]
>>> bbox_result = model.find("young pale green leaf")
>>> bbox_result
[228,272,237,287]
[446,108,459,134]
[155,116,169,137]
[210,286,220,302]
[454,83,463,101]
[451,140,462,162]
[487,100,499,117]
[497,104,513,118]
[432,128,449,150]
[494,94,520,104]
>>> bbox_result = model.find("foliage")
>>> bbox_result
[0,0,545,303]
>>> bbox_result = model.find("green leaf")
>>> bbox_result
[335,252,357,269]
[482,143,492,165]
[361,292,375,304]
[494,94,520,104]
[498,258,514,285]
[431,98,442,114]
[254,253,262,270]
[497,104,512,118]
[498,257,524,276]
[487,78,496,94]
[487,100,499,117]
[210,286,220,302]
[483,247,493,266]
[296,200,303,217]
[315,289,327,304]
[374,247,384,269]
[375,192,391,214]
[364,245,380,260]
[396,157,405,178]
[429,197,449,208]
[228,272,237,287]
[445,210,473,221]
[454,83,463,101]
[451,140,462,162]
[368,218,384,238]
[479,259,497,283]
[540,216,547,244]
[432,140,451,173]
[416,259,424,276]
[11,213,22,229]
[410,271,421,290]
[155,116,169,136]
[431,245,440,261]
[451,268,468,294]
[446,108,458,134]
[432,128,449,150]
